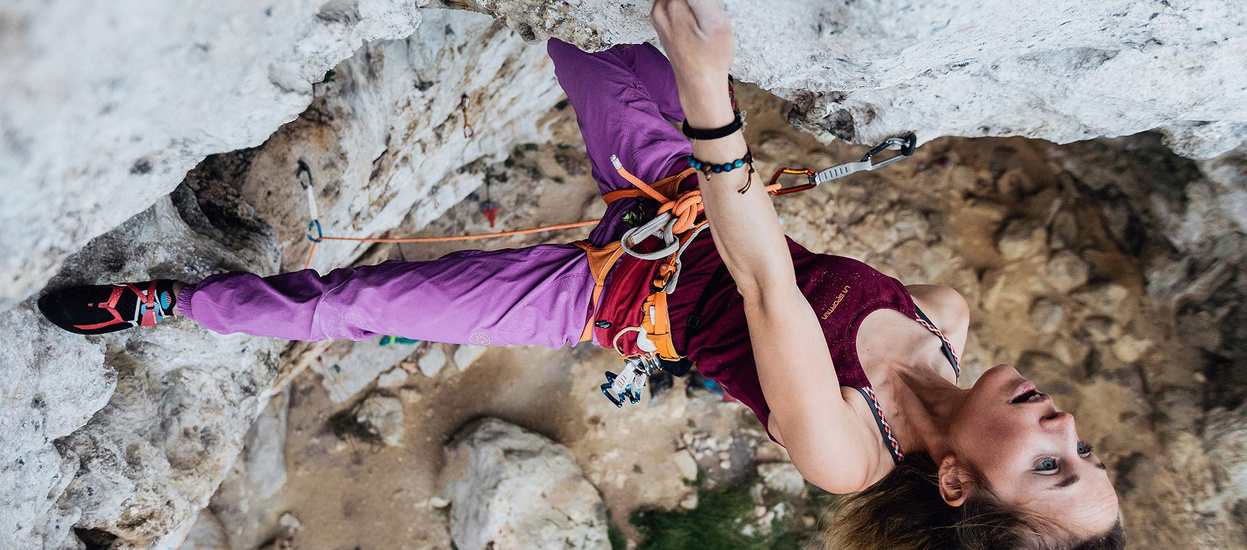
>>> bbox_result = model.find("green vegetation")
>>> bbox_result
[606,508,628,550]
[630,483,802,550]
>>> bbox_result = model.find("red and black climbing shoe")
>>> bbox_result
[38,280,178,335]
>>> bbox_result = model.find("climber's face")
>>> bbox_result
[946,364,1120,540]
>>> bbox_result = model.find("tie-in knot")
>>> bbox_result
[658,190,704,234]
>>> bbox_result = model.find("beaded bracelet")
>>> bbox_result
[687,147,756,193]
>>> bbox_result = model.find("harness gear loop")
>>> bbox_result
[639,290,680,360]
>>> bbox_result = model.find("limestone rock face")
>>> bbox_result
[0,0,428,310]
[177,509,231,550]
[446,0,1247,158]
[1200,405,1247,545]
[204,388,290,550]
[230,9,563,274]
[0,305,112,549]
[440,418,611,550]
[1,10,562,549]
[7,0,1244,310]
[0,191,286,550]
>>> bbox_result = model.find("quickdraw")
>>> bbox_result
[460,93,475,139]
[768,133,917,195]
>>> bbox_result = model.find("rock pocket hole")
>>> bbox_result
[73,527,119,550]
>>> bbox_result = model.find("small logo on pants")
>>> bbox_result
[468,331,491,345]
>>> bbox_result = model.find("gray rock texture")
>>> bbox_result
[5,0,1244,311]
[440,418,611,550]
[0,190,286,550]
[203,388,289,550]
[3,1,1246,548]
[447,0,1247,158]
[354,393,405,446]
[176,510,230,550]
[0,305,112,549]
[1,9,562,549]
[0,0,426,310]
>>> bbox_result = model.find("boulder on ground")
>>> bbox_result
[441,418,610,550]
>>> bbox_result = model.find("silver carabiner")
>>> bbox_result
[861,133,917,170]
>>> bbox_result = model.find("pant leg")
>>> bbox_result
[612,42,686,124]
[177,244,594,349]
[547,38,693,247]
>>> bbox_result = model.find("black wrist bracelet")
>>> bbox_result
[681,111,745,141]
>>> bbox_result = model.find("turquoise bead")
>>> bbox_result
[733,159,744,168]
[712,165,722,173]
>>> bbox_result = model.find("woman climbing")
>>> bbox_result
[41,0,1123,547]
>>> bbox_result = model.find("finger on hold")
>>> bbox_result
[685,0,727,27]
[664,0,696,27]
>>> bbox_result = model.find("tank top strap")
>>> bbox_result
[852,386,905,464]
[912,305,961,382]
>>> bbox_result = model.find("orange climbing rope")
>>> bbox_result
[301,166,793,270]
[303,219,600,269]
[300,134,918,271]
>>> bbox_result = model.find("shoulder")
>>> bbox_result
[775,388,896,494]
[905,284,969,351]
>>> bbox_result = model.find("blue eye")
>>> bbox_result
[1035,458,1058,471]
[1077,441,1093,455]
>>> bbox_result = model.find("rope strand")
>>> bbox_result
[303,219,599,269]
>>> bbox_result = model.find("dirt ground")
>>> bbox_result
[215,83,1244,550]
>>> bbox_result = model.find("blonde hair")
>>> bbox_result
[822,452,1125,550]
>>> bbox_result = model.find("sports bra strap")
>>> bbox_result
[854,386,904,464]
[913,305,961,381]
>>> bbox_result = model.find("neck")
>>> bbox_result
[886,365,967,459]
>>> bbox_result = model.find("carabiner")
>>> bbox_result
[861,133,917,170]
[460,94,475,139]
[307,219,323,243]
[767,167,817,196]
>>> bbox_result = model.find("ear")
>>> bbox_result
[937,455,975,507]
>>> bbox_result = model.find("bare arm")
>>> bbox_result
[651,0,879,492]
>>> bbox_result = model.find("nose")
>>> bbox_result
[1041,410,1077,437]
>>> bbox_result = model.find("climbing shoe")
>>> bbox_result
[38,280,178,335]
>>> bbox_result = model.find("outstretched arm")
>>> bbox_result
[651,0,882,492]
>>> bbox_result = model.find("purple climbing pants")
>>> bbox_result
[178,39,692,349]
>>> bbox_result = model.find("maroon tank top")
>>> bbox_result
[671,232,919,434]
[596,230,967,463]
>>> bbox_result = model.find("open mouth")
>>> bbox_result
[1010,381,1045,404]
